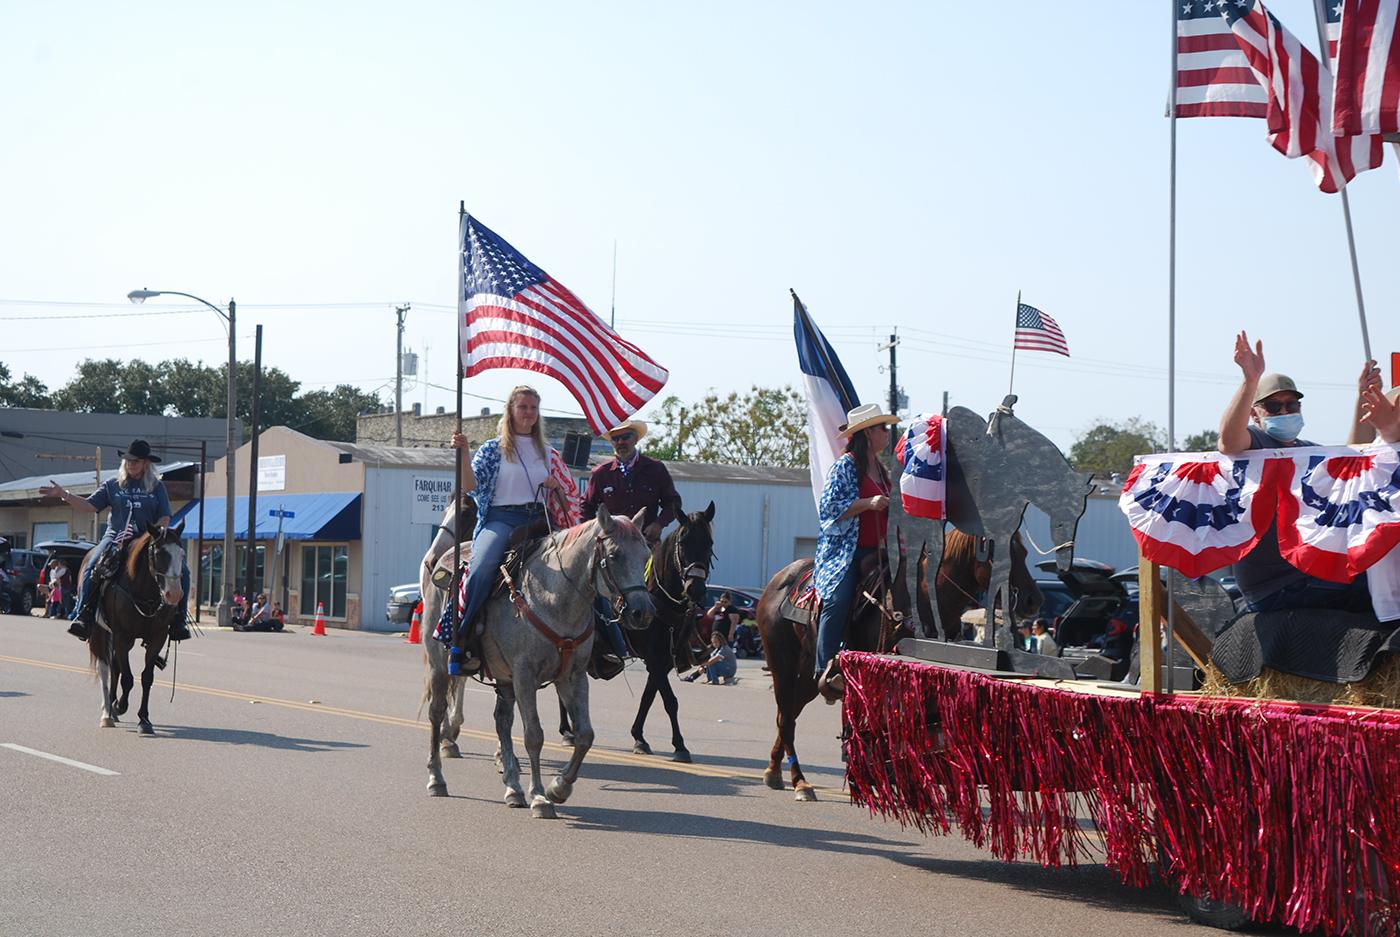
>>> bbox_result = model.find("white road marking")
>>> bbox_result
[1,743,119,776]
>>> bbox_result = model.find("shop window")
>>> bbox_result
[234,545,266,597]
[300,544,348,618]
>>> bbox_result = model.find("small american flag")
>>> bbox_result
[1221,0,1384,192]
[1014,303,1069,357]
[1331,0,1400,137]
[1177,0,1269,117]
[459,214,669,434]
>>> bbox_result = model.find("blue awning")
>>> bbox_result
[177,492,362,541]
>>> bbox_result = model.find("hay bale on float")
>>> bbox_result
[1205,607,1400,710]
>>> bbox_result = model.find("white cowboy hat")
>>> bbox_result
[839,403,899,437]
[604,419,647,442]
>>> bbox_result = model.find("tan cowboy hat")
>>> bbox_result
[839,403,899,437]
[604,419,647,442]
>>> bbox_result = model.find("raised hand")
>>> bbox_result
[1233,330,1265,383]
[39,479,66,500]
[1360,387,1400,444]
[1358,359,1383,397]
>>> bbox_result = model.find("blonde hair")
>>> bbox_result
[498,385,548,463]
[118,458,160,493]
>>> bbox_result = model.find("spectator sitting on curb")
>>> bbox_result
[682,630,738,685]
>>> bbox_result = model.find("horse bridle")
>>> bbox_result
[116,537,184,619]
[591,533,650,616]
[648,526,710,608]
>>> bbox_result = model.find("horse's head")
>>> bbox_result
[145,521,186,607]
[1045,472,1094,573]
[669,500,716,606]
[595,506,656,631]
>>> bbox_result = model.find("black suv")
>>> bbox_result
[0,546,46,613]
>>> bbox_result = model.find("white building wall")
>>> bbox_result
[670,480,818,593]
[361,465,456,630]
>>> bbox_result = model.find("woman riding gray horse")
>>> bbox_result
[40,439,190,644]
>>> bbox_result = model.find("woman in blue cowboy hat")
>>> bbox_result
[40,439,191,643]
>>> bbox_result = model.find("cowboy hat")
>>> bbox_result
[839,403,899,437]
[604,419,647,442]
[118,439,161,463]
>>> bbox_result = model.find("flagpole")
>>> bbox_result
[1007,290,1020,400]
[1165,0,1180,693]
[791,289,856,412]
[1310,0,1373,362]
[453,201,466,647]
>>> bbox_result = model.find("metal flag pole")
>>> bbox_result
[1007,290,1021,400]
[1310,0,1373,361]
[1165,0,1181,692]
[453,202,466,648]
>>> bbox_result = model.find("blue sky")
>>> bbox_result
[0,1,1394,452]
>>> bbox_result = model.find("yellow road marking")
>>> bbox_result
[0,653,810,785]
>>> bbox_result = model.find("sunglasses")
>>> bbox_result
[1257,398,1302,415]
[612,433,637,443]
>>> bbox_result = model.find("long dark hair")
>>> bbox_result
[844,427,890,488]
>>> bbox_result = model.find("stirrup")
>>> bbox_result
[169,621,192,642]
[68,619,90,641]
[430,567,454,591]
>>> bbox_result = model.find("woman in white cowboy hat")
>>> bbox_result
[812,403,898,682]
[40,439,191,643]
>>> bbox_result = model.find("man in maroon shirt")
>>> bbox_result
[581,419,680,547]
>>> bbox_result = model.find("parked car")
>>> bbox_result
[33,540,98,620]
[386,582,423,625]
[0,545,48,612]
[1033,558,1137,658]
[692,585,762,655]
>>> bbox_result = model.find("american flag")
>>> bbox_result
[458,214,669,434]
[1014,303,1069,357]
[1177,1,1269,117]
[1221,0,1384,192]
[1332,0,1400,136]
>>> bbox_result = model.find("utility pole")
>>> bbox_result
[877,330,901,452]
[395,303,410,446]
[245,324,264,603]
[37,449,102,541]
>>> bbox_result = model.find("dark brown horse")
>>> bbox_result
[917,529,1043,641]
[558,502,716,762]
[86,523,187,736]
[756,531,912,801]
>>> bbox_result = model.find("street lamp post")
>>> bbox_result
[128,288,238,629]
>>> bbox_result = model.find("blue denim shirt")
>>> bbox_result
[87,478,172,536]
[813,454,861,601]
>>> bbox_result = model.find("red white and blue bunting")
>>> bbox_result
[1120,444,1400,582]
[896,414,945,521]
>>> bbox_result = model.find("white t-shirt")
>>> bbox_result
[495,437,549,506]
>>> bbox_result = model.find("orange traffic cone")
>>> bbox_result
[311,601,327,636]
[404,601,422,645]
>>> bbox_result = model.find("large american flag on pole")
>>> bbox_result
[459,214,668,434]
[1221,0,1384,192]
[1014,303,1069,357]
[1331,0,1400,136]
[1177,1,1270,117]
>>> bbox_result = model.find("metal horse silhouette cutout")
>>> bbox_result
[927,396,1094,646]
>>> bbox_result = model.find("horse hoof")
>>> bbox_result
[138,721,155,737]
[546,778,573,804]
[115,701,129,717]
[794,784,818,802]
[440,741,462,759]
[671,748,693,764]
[427,781,448,798]
[561,732,576,746]
[762,768,785,791]
[505,789,527,808]
[631,739,653,756]
[99,716,115,729]
[530,798,557,819]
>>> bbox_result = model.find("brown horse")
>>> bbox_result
[756,531,912,802]
[917,529,1042,641]
[86,523,187,736]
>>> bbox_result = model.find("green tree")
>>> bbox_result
[297,385,383,441]
[1182,428,1219,452]
[1069,417,1165,479]
[644,385,808,467]
[0,362,50,408]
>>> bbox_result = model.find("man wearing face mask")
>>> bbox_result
[1217,331,1396,614]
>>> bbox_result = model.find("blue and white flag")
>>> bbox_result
[793,294,859,509]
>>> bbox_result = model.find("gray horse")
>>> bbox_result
[945,399,1094,647]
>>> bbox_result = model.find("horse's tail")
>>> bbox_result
[88,620,109,673]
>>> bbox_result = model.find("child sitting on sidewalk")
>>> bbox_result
[682,630,738,685]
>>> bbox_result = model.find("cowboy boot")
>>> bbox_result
[447,617,482,676]
[67,576,99,641]
[168,612,192,643]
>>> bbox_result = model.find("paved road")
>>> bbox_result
[2,610,1236,937]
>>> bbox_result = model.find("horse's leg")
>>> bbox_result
[656,671,690,762]
[547,672,593,806]
[786,684,820,802]
[115,642,134,717]
[557,697,574,744]
[493,684,525,808]
[764,669,793,790]
[629,673,658,755]
[424,656,449,796]
[97,655,116,728]
[511,672,554,818]
[136,645,158,736]
[442,675,465,760]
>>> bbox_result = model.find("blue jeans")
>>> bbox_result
[459,505,537,632]
[705,659,737,682]
[593,596,629,658]
[815,546,875,673]
[1247,573,1372,615]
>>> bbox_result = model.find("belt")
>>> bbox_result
[498,502,546,514]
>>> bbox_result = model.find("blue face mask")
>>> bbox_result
[1263,413,1304,442]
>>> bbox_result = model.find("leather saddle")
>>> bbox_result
[781,555,887,632]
